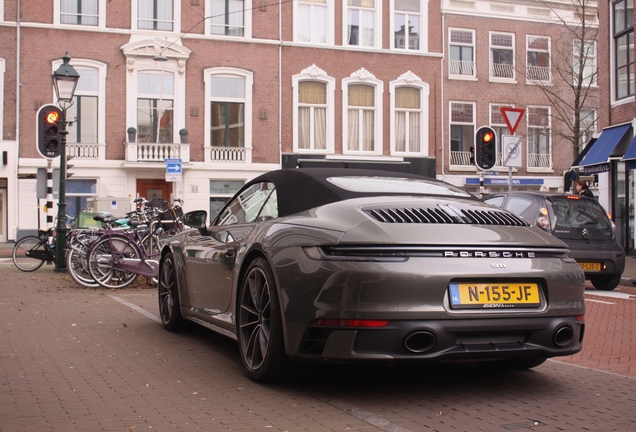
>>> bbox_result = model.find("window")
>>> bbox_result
[579,109,596,150]
[345,0,380,48]
[217,182,277,226]
[613,0,634,100]
[209,0,244,36]
[205,68,253,159]
[393,0,422,50]
[210,180,244,220]
[296,0,328,43]
[490,32,514,80]
[138,0,173,31]
[490,104,512,166]
[60,0,98,25]
[52,59,107,148]
[527,36,551,82]
[449,29,475,77]
[449,102,474,166]
[66,179,97,218]
[210,77,244,147]
[343,69,383,154]
[390,71,429,155]
[67,67,99,144]
[527,106,551,169]
[0,59,4,137]
[574,40,596,87]
[137,71,174,143]
[293,65,335,154]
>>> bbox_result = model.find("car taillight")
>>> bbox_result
[311,319,389,328]
[537,206,550,229]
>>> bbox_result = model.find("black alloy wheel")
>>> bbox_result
[158,252,186,331]
[238,258,290,382]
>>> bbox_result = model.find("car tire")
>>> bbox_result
[238,257,291,382]
[158,252,187,331]
[590,274,621,291]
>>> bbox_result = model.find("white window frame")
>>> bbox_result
[132,0,181,33]
[292,65,335,154]
[611,0,635,103]
[54,0,106,28]
[51,59,107,145]
[389,71,429,156]
[526,105,552,171]
[0,59,4,137]
[489,31,515,82]
[126,59,186,144]
[448,28,476,79]
[293,0,334,45]
[449,101,475,167]
[204,67,253,155]
[205,0,253,39]
[342,0,382,49]
[578,108,597,150]
[526,35,551,84]
[573,40,597,87]
[390,0,428,52]
[342,69,383,155]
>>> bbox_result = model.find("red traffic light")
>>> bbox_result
[45,111,59,124]
[482,132,494,142]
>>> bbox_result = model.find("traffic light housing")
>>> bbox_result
[475,126,497,170]
[37,104,63,159]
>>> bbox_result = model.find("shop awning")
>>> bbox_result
[571,138,596,167]
[577,124,632,172]
[622,135,636,170]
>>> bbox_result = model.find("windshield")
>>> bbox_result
[548,196,612,239]
[327,176,473,198]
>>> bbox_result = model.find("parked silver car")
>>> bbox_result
[483,191,625,291]
[158,169,585,382]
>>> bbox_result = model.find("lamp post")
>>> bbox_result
[52,53,80,271]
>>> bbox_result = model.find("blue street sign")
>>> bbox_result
[165,158,182,174]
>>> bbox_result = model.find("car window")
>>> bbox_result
[257,189,278,221]
[217,182,276,226]
[484,196,505,207]
[550,197,610,230]
[504,197,534,216]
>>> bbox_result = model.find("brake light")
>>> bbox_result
[576,315,585,322]
[311,319,389,328]
[566,195,582,200]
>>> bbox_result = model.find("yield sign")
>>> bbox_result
[499,107,525,135]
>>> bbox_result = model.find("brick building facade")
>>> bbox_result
[0,1,598,242]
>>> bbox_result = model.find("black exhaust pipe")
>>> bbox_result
[404,331,437,353]
[554,326,574,347]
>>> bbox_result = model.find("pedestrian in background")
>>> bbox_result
[576,180,594,198]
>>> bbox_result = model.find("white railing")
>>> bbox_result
[450,150,473,166]
[449,60,475,76]
[208,146,246,162]
[490,63,514,79]
[124,142,191,163]
[527,153,551,168]
[526,66,551,82]
[67,143,102,160]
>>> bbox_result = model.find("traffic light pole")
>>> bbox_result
[54,116,68,271]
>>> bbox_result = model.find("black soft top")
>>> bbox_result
[242,168,476,218]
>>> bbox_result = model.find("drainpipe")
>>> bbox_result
[440,1,446,179]
[278,1,282,168]
[13,0,21,241]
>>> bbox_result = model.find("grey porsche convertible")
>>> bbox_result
[158,168,585,382]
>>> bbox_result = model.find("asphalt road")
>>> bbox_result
[0,262,635,432]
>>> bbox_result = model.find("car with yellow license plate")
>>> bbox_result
[158,168,586,382]
[483,191,625,291]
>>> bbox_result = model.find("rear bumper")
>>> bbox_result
[294,316,584,363]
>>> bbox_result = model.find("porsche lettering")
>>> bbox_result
[444,251,535,258]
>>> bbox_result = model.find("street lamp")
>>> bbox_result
[52,53,80,271]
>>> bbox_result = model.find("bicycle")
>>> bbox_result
[12,216,77,272]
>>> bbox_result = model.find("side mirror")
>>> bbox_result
[183,210,208,235]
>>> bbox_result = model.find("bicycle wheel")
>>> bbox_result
[87,235,140,289]
[12,236,46,272]
[66,233,100,288]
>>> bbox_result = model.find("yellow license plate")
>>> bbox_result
[449,282,541,309]
[579,262,601,271]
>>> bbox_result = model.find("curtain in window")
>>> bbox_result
[157,0,173,30]
[298,107,310,149]
[347,110,359,151]
[298,81,327,150]
[409,112,420,152]
[314,108,326,149]
[362,110,374,151]
[138,0,154,29]
[210,0,244,35]
[395,112,406,152]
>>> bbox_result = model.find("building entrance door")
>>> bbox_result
[136,179,172,201]
[0,186,6,242]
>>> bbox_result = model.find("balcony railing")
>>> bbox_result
[527,153,551,169]
[490,63,514,79]
[526,66,551,82]
[67,143,103,160]
[449,60,475,76]
[450,150,473,166]
[125,142,191,163]
[208,146,246,162]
